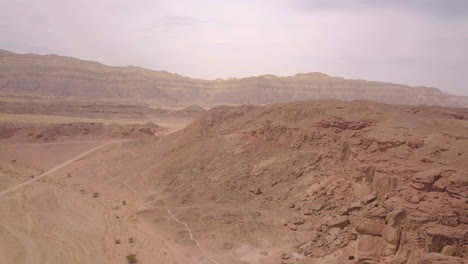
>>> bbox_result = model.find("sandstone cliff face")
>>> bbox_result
[0,49,207,103]
[134,100,468,263]
[1,50,467,108]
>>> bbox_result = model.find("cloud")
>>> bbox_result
[162,15,207,25]
[25,15,49,25]
[292,0,468,19]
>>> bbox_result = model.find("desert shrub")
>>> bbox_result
[126,253,137,263]
[122,200,127,205]
[93,192,99,198]
[128,237,135,243]
[115,239,121,244]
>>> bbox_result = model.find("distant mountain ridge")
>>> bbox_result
[1,49,467,108]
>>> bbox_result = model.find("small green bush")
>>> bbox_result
[126,253,137,263]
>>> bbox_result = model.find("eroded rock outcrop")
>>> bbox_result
[136,99,468,263]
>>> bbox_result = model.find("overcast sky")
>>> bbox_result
[1,0,467,95]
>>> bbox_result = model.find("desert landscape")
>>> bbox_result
[1,1,468,264]
[1,80,467,264]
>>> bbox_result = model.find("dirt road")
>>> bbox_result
[0,140,123,198]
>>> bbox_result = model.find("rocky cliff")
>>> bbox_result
[134,100,468,263]
[1,49,467,108]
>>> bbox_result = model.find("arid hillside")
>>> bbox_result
[0,99,467,264]
[120,99,468,263]
[1,49,467,108]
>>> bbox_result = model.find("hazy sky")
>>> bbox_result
[1,0,467,95]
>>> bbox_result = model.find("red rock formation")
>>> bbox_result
[142,99,468,263]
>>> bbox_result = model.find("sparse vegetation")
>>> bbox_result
[126,253,137,263]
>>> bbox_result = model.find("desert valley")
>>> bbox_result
[0,49,467,264]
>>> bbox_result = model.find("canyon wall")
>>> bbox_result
[1,49,467,108]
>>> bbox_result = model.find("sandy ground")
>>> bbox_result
[0,134,281,264]
[0,100,209,263]
[0,139,202,264]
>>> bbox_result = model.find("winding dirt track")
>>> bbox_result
[0,140,124,198]
[1,137,221,263]
[110,177,221,264]
[109,137,221,264]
